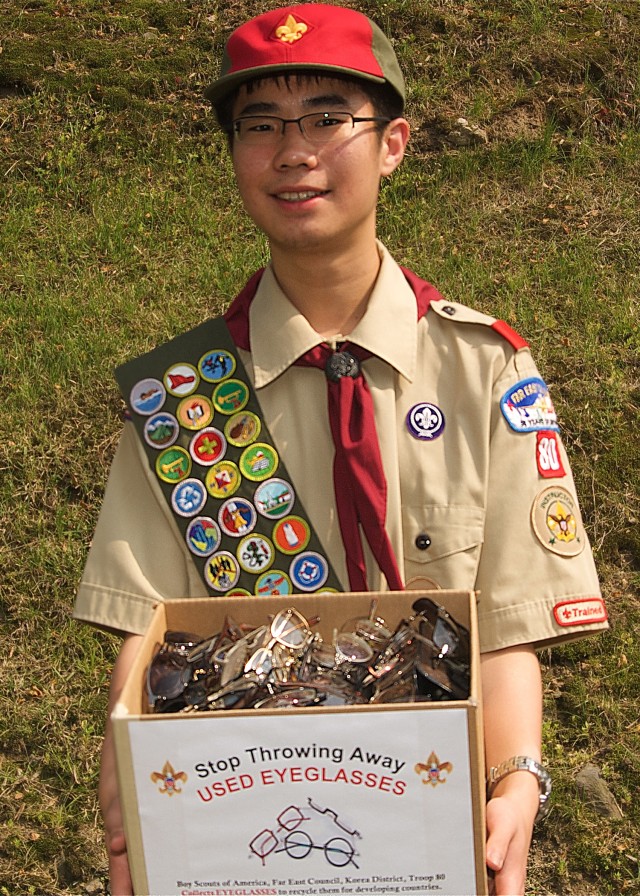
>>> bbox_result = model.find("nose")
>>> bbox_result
[273,122,319,168]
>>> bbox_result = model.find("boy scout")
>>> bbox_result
[74,5,608,894]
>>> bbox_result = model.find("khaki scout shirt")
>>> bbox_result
[74,245,607,651]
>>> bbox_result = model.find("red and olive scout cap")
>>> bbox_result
[204,3,405,109]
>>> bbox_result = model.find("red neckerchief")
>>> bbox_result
[224,266,441,592]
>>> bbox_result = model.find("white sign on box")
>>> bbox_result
[128,707,476,896]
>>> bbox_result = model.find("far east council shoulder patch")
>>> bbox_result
[500,377,559,433]
[531,485,586,557]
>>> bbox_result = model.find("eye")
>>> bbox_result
[313,113,349,129]
[248,118,278,133]
[237,117,279,136]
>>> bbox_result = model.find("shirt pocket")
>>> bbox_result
[402,505,485,590]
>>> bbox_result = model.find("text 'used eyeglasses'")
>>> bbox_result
[230,111,391,145]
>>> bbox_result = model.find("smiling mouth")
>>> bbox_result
[276,190,329,202]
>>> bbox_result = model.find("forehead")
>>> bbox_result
[232,74,371,116]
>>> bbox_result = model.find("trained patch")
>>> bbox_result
[553,597,608,628]
[501,377,559,433]
[536,431,566,479]
[531,486,585,556]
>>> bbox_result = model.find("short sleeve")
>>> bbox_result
[475,350,608,651]
[72,422,208,635]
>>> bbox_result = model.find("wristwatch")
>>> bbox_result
[487,756,552,824]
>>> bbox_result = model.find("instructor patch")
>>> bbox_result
[531,486,585,556]
[500,377,559,433]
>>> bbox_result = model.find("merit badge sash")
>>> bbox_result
[115,318,342,597]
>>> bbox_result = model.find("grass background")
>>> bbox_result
[1,0,638,893]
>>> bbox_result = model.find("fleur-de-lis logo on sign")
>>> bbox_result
[150,760,188,796]
[275,14,308,44]
[414,751,453,787]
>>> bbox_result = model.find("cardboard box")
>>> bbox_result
[113,590,487,896]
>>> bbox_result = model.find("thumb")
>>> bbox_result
[485,798,514,872]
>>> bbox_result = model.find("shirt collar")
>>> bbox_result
[250,243,418,388]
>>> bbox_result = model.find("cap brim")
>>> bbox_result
[205,63,394,107]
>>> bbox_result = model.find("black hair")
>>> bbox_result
[214,71,404,141]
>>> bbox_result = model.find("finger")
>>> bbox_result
[485,805,512,872]
[109,849,134,896]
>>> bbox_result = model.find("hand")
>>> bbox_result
[99,634,145,896]
[485,788,536,896]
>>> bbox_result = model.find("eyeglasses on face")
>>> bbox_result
[230,111,391,145]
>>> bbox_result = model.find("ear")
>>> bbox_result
[380,117,410,177]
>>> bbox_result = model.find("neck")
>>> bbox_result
[269,241,382,339]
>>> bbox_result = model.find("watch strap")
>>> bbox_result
[487,755,551,824]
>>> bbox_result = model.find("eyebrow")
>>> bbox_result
[235,92,352,118]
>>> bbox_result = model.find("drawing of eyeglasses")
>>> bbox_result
[249,798,361,869]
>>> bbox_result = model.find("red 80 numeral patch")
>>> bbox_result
[536,431,566,479]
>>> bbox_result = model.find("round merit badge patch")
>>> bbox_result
[273,516,310,555]
[171,478,207,518]
[185,516,221,557]
[198,349,236,383]
[218,497,257,538]
[156,446,191,484]
[176,395,214,431]
[204,551,240,592]
[531,486,585,557]
[237,534,274,573]
[406,403,445,441]
[205,461,241,499]
[289,551,329,592]
[255,570,292,596]
[130,378,166,416]
[212,379,249,414]
[144,412,179,449]
[163,363,199,397]
[225,411,261,448]
[189,427,226,466]
[240,443,279,481]
[254,478,295,519]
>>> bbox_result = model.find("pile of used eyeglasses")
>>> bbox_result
[146,598,471,714]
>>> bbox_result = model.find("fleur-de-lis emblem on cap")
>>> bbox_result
[414,751,453,787]
[150,760,188,796]
[275,14,308,44]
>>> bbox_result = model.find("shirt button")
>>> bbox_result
[415,533,432,550]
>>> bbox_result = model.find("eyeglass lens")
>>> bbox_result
[232,112,387,145]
